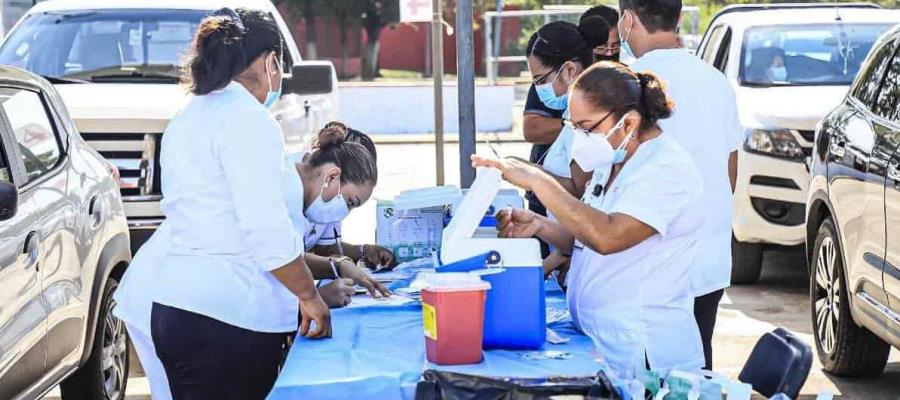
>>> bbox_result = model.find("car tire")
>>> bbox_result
[810,218,890,377]
[60,278,129,400]
[731,236,764,284]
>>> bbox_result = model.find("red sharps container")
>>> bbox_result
[421,273,491,365]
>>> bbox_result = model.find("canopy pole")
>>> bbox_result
[456,0,476,188]
[433,0,445,186]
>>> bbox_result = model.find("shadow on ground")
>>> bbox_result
[724,247,900,399]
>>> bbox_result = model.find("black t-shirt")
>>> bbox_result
[524,84,565,165]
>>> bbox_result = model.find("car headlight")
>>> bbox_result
[744,129,805,161]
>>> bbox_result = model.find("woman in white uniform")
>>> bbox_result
[115,122,383,399]
[524,21,610,281]
[112,8,372,399]
[473,62,705,374]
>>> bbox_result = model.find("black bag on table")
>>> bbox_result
[738,327,812,399]
[415,369,622,400]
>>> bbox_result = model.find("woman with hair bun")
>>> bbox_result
[298,122,398,301]
[113,7,347,399]
[473,62,705,374]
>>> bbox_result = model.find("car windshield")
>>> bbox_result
[0,9,209,82]
[740,23,892,87]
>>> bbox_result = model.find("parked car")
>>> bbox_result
[807,22,900,377]
[696,3,900,283]
[0,66,132,399]
[0,0,339,252]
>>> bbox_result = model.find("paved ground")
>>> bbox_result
[44,141,900,399]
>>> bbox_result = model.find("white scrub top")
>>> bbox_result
[304,221,342,250]
[566,134,705,374]
[631,49,743,296]
[541,109,574,180]
[115,82,306,334]
[114,155,312,336]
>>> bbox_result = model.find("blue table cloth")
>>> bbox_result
[268,284,604,400]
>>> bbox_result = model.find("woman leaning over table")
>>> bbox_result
[473,62,705,374]
[113,8,329,400]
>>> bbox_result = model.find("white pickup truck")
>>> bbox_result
[0,0,339,251]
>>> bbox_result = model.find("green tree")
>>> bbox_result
[275,0,325,59]
[322,0,366,77]
[359,1,400,80]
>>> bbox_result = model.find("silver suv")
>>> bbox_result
[0,66,132,400]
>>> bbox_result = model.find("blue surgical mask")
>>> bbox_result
[263,52,283,108]
[771,66,787,82]
[535,67,568,111]
[306,177,350,224]
[618,12,636,61]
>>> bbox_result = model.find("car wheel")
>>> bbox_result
[810,218,890,377]
[60,278,129,400]
[731,236,764,284]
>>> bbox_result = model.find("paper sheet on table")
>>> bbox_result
[371,257,436,282]
[345,294,416,309]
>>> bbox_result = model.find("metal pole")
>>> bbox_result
[433,0,445,186]
[484,14,493,84]
[492,0,503,82]
[456,0,476,188]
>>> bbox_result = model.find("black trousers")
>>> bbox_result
[694,289,725,371]
[151,303,291,400]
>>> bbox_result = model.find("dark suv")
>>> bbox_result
[0,66,132,399]
[807,24,900,377]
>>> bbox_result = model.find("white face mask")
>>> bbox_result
[569,115,635,172]
[305,176,350,224]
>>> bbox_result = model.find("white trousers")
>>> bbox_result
[126,322,172,400]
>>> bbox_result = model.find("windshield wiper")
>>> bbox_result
[41,75,88,84]
[89,71,180,82]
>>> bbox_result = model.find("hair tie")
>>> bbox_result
[211,7,245,34]
[636,73,651,89]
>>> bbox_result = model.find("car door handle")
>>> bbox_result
[23,231,40,270]
[88,196,102,227]
[830,137,846,158]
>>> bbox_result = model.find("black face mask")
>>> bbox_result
[594,52,620,63]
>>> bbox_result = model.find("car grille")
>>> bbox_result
[81,132,162,199]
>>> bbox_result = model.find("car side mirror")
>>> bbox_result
[0,180,18,221]
[282,61,335,96]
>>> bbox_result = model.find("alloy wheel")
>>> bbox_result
[101,297,128,399]
[815,236,841,355]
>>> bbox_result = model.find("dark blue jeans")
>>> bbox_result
[151,303,291,400]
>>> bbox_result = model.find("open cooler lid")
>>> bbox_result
[442,168,502,247]
[393,185,462,210]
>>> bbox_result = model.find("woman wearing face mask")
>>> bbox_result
[287,123,391,307]
[113,8,331,399]
[522,21,609,283]
[473,62,705,374]
[523,21,608,200]
[300,122,397,277]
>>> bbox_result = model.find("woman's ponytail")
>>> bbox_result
[184,14,246,95]
[636,72,674,124]
[182,8,283,95]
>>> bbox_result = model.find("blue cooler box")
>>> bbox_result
[440,168,545,349]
